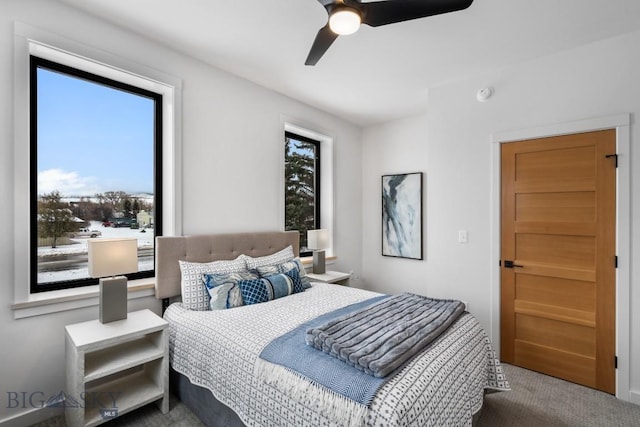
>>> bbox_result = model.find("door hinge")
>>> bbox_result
[605,153,618,168]
[615,356,618,369]
[498,260,501,267]
[615,256,618,268]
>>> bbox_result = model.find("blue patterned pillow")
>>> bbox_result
[202,271,258,310]
[256,258,311,290]
[237,268,303,306]
[283,267,304,294]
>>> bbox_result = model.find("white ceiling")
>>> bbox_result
[59,0,640,126]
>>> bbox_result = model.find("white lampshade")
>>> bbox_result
[329,9,361,35]
[307,229,329,250]
[88,238,138,278]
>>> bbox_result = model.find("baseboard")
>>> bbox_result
[0,406,62,427]
[630,390,640,406]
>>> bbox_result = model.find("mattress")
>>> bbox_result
[165,283,509,426]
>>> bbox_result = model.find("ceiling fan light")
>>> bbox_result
[329,9,361,35]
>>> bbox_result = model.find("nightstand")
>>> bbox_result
[306,270,351,285]
[65,309,169,427]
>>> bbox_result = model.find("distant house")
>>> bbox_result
[73,216,88,228]
[137,210,152,228]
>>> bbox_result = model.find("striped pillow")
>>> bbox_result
[237,268,302,306]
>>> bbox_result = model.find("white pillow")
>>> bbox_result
[244,245,295,270]
[178,256,247,311]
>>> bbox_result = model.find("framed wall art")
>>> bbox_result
[381,172,423,260]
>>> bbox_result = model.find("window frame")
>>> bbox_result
[284,131,321,257]
[12,25,182,317]
[29,56,164,293]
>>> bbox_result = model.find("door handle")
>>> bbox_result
[504,260,523,269]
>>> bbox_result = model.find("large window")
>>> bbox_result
[30,56,162,293]
[284,131,320,256]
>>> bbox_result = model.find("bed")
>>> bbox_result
[155,231,508,426]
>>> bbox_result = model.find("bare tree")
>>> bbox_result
[103,191,128,208]
[93,193,115,221]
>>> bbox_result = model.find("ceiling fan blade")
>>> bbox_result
[361,0,473,27]
[305,24,339,66]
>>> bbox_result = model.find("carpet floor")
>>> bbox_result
[476,364,640,427]
[35,364,640,426]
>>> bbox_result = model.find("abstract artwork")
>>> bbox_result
[382,172,423,259]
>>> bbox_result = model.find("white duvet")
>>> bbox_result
[165,283,509,426]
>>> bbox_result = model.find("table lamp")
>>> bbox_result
[307,229,329,274]
[88,238,138,323]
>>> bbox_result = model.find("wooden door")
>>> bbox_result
[500,130,616,393]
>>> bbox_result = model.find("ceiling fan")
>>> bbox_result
[305,0,474,65]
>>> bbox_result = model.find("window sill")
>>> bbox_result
[11,256,338,318]
[11,278,156,319]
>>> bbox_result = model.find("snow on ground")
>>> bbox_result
[37,221,154,283]
[38,221,153,256]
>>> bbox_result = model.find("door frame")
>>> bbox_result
[489,113,631,400]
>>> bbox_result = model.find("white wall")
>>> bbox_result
[362,30,640,402]
[363,110,492,322]
[0,1,362,424]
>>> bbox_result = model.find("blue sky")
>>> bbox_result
[37,68,155,196]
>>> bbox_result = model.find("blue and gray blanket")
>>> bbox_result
[259,293,465,405]
[306,292,466,378]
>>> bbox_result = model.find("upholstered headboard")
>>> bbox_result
[155,231,300,299]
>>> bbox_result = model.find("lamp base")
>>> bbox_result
[99,276,128,323]
[312,250,326,274]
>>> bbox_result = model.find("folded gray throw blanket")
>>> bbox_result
[305,293,466,378]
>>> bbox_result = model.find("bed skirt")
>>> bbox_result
[170,368,245,427]
[170,367,484,427]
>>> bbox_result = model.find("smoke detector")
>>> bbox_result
[476,87,494,102]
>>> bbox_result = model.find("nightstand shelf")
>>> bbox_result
[84,370,164,427]
[84,336,164,382]
[65,309,168,427]
[307,270,351,285]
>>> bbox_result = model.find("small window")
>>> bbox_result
[30,56,162,293]
[284,131,320,256]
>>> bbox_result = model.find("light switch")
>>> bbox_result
[458,230,468,244]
